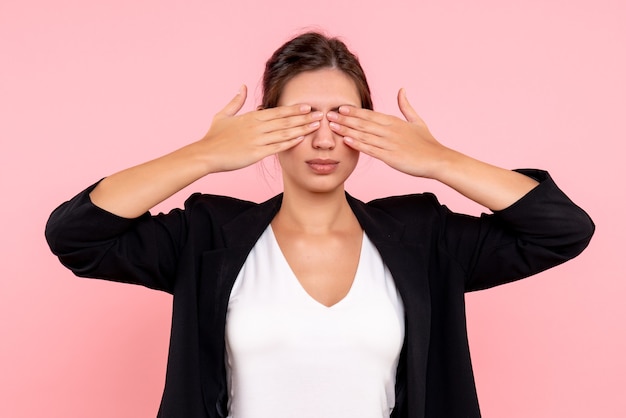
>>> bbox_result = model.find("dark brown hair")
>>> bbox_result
[261,32,373,110]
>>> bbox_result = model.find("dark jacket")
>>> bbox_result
[45,169,594,418]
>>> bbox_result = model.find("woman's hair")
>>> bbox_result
[261,32,373,110]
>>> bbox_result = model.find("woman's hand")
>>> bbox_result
[327,88,538,210]
[326,88,447,179]
[201,85,323,173]
[90,85,322,218]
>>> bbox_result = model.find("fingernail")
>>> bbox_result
[339,106,350,114]
[343,136,354,144]
[329,122,340,130]
[309,121,320,128]
[311,111,323,119]
[326,111,338,121]
[300,104,311,112]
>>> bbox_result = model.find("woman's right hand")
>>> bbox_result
[201,85,323,173]
[89,85,322,218]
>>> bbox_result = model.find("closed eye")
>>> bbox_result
[310,106,345,113]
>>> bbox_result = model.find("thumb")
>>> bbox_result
[217,84,247,118]
[397,88,423,124]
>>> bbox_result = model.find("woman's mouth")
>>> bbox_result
[306,159,339,174]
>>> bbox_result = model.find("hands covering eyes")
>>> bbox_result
[203,86,445,178]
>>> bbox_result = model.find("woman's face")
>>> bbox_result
[276,68,361,195]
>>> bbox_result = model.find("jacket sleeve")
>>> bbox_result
[439,169,595,291]
[45,181,187,293]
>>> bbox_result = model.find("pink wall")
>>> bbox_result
[1,0,624,416]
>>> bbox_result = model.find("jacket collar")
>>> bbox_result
[221,193,283,248]
[221,192,406,248]
[346,193,406,244]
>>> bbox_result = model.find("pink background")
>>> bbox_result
[1,0,624,416]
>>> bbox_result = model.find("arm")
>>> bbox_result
[328,94,593,287]
[46,182,186,292]
[441,170,594,290]
[326,88,538,211]
[90,85,323,218]
[46,86,323,289]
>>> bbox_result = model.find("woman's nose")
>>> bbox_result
[311,118,336,150]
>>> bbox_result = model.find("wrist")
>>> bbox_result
[184,140,221,175]
[421,145,461,181]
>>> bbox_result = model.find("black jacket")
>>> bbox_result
[45,169,594,418]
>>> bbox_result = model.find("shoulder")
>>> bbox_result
[360,193,447,224]
[181,193,258,220]
[179,192,281,227]
[347,192,450,244]
[184,192,257,212]
[366,192,442,210]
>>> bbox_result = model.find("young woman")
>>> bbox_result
[45,32,594,418]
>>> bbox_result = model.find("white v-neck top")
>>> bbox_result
[225,226,405,418]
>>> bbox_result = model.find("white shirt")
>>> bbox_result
[225,226,405,418]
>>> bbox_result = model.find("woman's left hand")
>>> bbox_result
[328,88,540,211]
[327,88,448,179]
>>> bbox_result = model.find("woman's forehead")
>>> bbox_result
[278,68,361,108]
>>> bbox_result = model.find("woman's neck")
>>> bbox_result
[273,186,359,234]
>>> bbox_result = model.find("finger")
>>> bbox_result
[262,111,323,134]
[397,88,424,124]
[343,136,385,159]
[217,85,247,118]
[267,135,307,154]
[262,120,321,145]
[328,121,386,148]
[337,106,392,125]
[256,103,312,122]
[326,106,391,136]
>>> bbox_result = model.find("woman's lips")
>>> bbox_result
[306,159,339,174]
